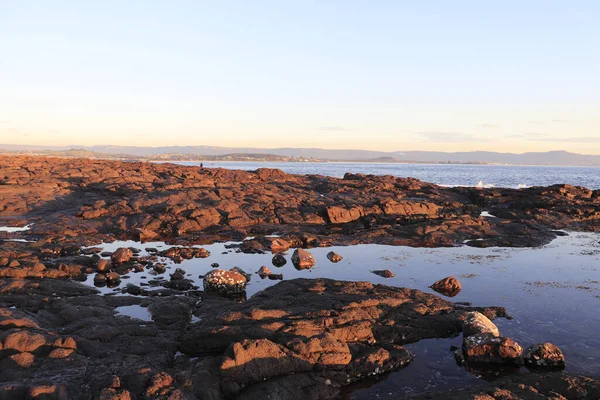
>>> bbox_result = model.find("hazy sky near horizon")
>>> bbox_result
[1,1,599,153]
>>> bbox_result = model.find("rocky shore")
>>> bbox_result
[0,156,599,399]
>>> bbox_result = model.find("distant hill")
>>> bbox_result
[2,144,600,166]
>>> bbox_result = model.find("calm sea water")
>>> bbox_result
[168,161,600,190]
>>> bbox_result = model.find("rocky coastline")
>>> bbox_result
[0,156,598,399]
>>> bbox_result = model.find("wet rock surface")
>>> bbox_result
[409,372,599,399]
[0,276,512,399]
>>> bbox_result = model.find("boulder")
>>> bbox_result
[96,259,111,273]
[429,276,462,297]
[272,254,287,267]
[111,248,133,264]
[463,311,500,338]
[257,266,271,278]
[524,343,566,368]
[106,272,121,282]
[203,270,247,294]
[463,334,523,365]
[291,249,315,270]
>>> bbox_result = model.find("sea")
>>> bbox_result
[167,161,600,190]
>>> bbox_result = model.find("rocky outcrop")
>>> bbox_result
[180,278,508,398]
[0,156,598,249]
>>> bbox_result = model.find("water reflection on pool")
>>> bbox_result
[82,232,600,394]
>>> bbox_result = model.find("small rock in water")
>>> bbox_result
[268,273,283,280]
[272,254,287,267]
[93,273,106,284]
[170,271,185,280]
[203,269,247,294]
[454,349,466,366]
[106,272,121,283]
[97,259,112,273]
[429,276,462,297]
[463,334,524,365]
[291,249,315,270]
[524,343,566,368]
[372,269,395,278]
[257,266,271,278]
[326,251,343,263]
[211,263,220,268]
[111,248,133,264]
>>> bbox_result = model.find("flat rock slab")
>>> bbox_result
[181,278,508,398]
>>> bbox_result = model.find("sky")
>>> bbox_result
[1,1,599,153]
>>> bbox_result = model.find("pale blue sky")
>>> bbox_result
[1,1,599,152]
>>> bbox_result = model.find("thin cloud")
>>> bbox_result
[319,126,351,131]
[507,133,551,139]
[552,119,576,123]
[476,124,500,128]
[508,133,600,143]
[0,120,11,124]
[7,128,20,132]
[528,121,546,125]
[416,132,493,142]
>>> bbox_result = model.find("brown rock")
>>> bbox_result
[97,259,112,272]
[10,352,35,368]
[106,272,121,282]
[4,331,46,352]
[327,251,343,263]
[430,276,462,297]
[524,343,566,368]
[372,269,395,278]
[94,273,107,284]
[203,269,247,294]
[463,334,523,365]
[49,348,75,359]
[291,249,315,270]
[326,206,363,224]
[271,238,291,252]
[463,311,500,338]
[257,266,271,278]
[111,248,133,264]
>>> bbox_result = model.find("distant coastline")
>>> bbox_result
[2,145,600,167]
